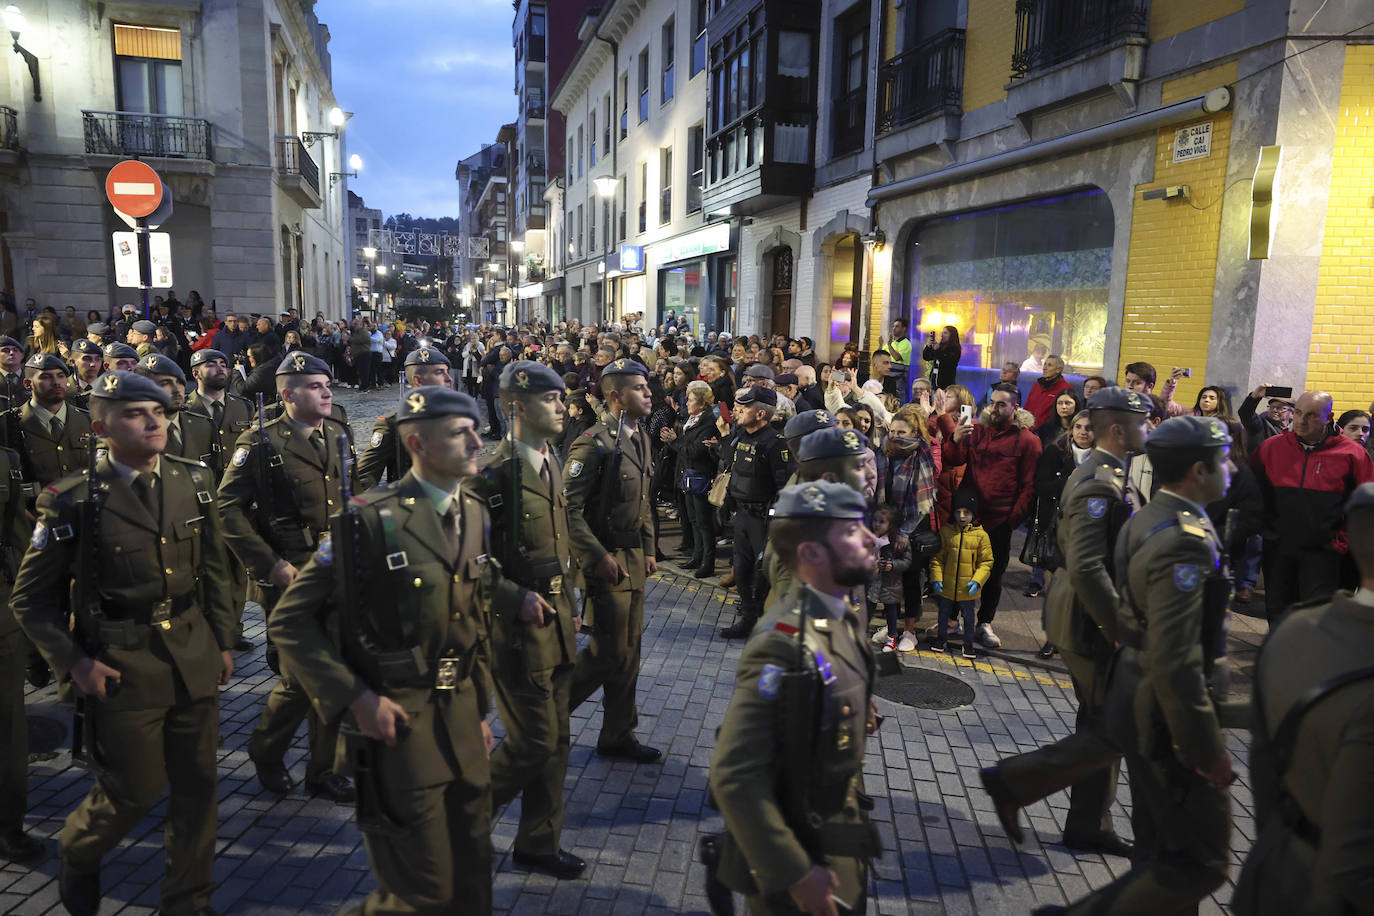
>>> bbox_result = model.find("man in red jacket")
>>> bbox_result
[1023,355,1073,428]
[1252,390,1374,620]
[944,382,1042,647]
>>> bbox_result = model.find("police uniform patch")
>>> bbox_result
[780,448,790,463]
[1173,563,1199,591]
[758,663,783,700]
[567,460,583,477]
[370,430,384,449]
[232,447,249,468]
[315,533,333,566]
[30,522,47,549]
[1087,497,1108,519]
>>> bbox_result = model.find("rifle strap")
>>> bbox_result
[257,427,306,522]
[376,507,416,643]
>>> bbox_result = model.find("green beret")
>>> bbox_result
[89,370,172,407]
[24,353,69,373]
[403,346,451,368]
[770,480,867,520]
[276,351,332,378]
[138,353,185,383]
[798,426,869,461]
[500,359,564,393]
[396,386,481,426]
[1146,415,1233,453]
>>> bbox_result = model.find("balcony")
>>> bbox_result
[273,135,321,209]
[831,88,866,156]
[0,106,17,162]
[877,29,965,133]
[1012,0,1147,78]
[525,96,546,122]
[82,110,213,162]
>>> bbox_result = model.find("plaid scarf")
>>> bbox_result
[878,438,939,535]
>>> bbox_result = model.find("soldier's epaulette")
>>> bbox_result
[1093,464,1126,486]
[353,483,400,507]
[1177,511,1208,539]
[163,452,206,468]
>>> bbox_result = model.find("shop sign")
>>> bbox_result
[1172,122,1212,164]
[619,245,644,272]
[647,222,730,265]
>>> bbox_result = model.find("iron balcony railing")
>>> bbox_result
[275,135,320,196]
[831,87,866,155]
[0,106,16,151]
[877,29,965,133]
[82,110,213,160]
[1011,0,1148,78]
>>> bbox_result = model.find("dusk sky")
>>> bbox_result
[327,0,517,220]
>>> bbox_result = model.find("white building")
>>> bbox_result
[0,0,354,321]
[347,189,381,314]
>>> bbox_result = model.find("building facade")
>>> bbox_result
[0,0,354,322]
[346,189,381,315]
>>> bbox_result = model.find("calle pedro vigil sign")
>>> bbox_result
[105,159,164,218]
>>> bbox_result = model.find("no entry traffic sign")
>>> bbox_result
[105,160,164,218]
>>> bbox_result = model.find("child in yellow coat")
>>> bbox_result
[929,491,995,658]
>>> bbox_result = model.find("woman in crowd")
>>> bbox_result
[1027,409,1093,612]
[1194,385,1237,421]
[662,380,721,578]
[381,327,398,385]
[152,325,179,359]
[1207,419,1264,602]
[929,384,974,527]
[460,331,485,399]
[25,314,60,358]
[872,404,941,650]
[1034,389,1084,447]
[282,330,303,353]
[834,346,861,376]
[1338,409,1373,459]
[921,324,962,389]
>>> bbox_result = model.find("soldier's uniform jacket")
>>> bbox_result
[217,412,352,577]
[355,411,410,492]
[1113,489,1227,768]
[266,472,495,789]
[1,401,94,494]
[1045,449,1131,654]
[725,425,792,507]
[709,583,878,902]
[184,390,253,479]
[0,370,24,410]
[10,455,236,708]
[563,421,654,577]
[66,382,95,410]
[164,410,219,471]
[0,448,31,639]
[471,440,577,671]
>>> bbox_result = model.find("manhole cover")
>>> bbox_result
[873,667,975,710]
[27,715,66,755]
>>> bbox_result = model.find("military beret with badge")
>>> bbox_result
[70,338,102,357]
[798,426,869,462]
[189,348,229,368]
[395,385,482,427]
[275,350,332,378]
[138,352,186,383]
[1146,415,1232,454]
[131,319,158,335]
[89,370,172,408]
[783,409,835,440]
[85,323,110,337]
[499,359,565,393]
[24,353,69,374]
[403,346,451,368]
[1087,385,1150,414]
[102,342,138,361]
[601,357,648,378]
[770,479,868,521]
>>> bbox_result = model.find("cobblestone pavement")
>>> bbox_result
[3,386,1258,914]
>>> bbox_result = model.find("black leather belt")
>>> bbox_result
[105,591,195,627]
[374,646,476,690]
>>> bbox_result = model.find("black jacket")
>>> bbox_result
[922,341,961,390]
[670,412,720,479]
[1033,440,1078,525]
[231,359,277,404]
[1207,460,1263,558]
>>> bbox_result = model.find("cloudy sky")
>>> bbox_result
[327,0,516,219]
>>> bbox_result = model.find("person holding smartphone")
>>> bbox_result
[921,324,962,390]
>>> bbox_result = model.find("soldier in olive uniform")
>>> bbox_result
[184,349,255,651]
[268,386,499,915]
[472,361,586,879]
[217,351,353,802]
[1047,416,1236,916]
[781,410,836,489]
[102,342,139,373]
[564,357,662,763]
[1233,482,1374,915]
[709,481,882,915]
[0,337,25,409]
[12,371,237,916]
[136,354,218,468]
[982,387,1148,858]
[67,339,104,409]
[719,386,793,639]
[356,347,455,491]
[0,443,39,864]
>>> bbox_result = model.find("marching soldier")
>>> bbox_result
[1235,481,1374,914]
[12,371,236,916]
[268,386,498,915]
[356,346,455,491]
[981,387,1148,857]
[719,386,793,639]
[473,360,585,879]
[67,339,104,408]
[0,442,37,864]
[217,351,353,802]
[0,337,24,409]
[708,480,882,915]
[101,342,139,373]
[135,354,218,468]
[564,357,662,764]
[1048,416,1235,915]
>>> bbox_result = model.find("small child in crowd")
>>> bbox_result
[929,491,994,659]
[867,506,913,652]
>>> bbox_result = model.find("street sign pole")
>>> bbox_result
[137,217,152,319]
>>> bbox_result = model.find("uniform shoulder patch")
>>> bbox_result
[30,521,47,549]
[314,533,333,566]
[232,446,249,468]
[1087,497,1108,519]
[369,430,384,449]
[567,460,583,477]
[1177,511,1208,539]
[780,448,790,463]
[758,663,783,700]
[1173,563,1199,592]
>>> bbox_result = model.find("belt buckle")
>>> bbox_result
[548,574,563,596]
[151,598,173,630]
[386,551,409,570]
[434,657,460,690]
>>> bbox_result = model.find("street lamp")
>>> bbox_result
[5,6,40,102]
[593,175,619,198]
[510,239,524,253]
[303,106,349,146]
[375,265,388,276]
[329,153,363,187]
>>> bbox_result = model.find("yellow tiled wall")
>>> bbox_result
[1305,45,1374,410]
[1149,0,1245,42]
[1119,62,1238,406]
[962,0,1017,112]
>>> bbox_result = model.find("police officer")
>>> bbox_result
[709,480,882,915]
[719,385,793,639]
[473,360,585,879]
[12,371,237,916]
[217,351,352,802]
[102,342,139,373]
[1233,482,1374,915]
[268,386,498,915]
[564,356,662,763]
[135,354,217,468]
[356,346,455,491]
[981,387,1147,857]
[0,441,37,864]
[67,339,104,407]
[1048,415,1235,916]
[183,349,254,652]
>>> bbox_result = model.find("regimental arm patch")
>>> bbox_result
[30,522,47,549]
[314,533,333,566]
[567,460,583,478]
[758,663,783,700]
[1173,563,1199,592]
[1087,497,1108,519]
[232,447,249,468]
[370,430,384,449]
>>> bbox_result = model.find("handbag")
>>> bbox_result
[681,468,710,496]
[909,516,941,563]
[1020,499,1064,570]
[707,471,731,508]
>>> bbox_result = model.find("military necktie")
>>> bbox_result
[49,415,62,439]
[168,420,182,455]
[133,472,160,524]
[441,501,462,563]
[211,399,223,429]
[309,429,328,467]
[539,456,555,501]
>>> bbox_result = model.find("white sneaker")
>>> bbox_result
[882,636,898,653]
[871,627,892,646]
[897,632,917,653]
[977,623,1001,648]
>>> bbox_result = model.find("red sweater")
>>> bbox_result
[1023,374,1074,428]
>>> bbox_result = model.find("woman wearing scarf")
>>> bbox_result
[872,404,942,651]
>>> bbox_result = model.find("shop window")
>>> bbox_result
[829,235,862,351]
[907,189,1113,375]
